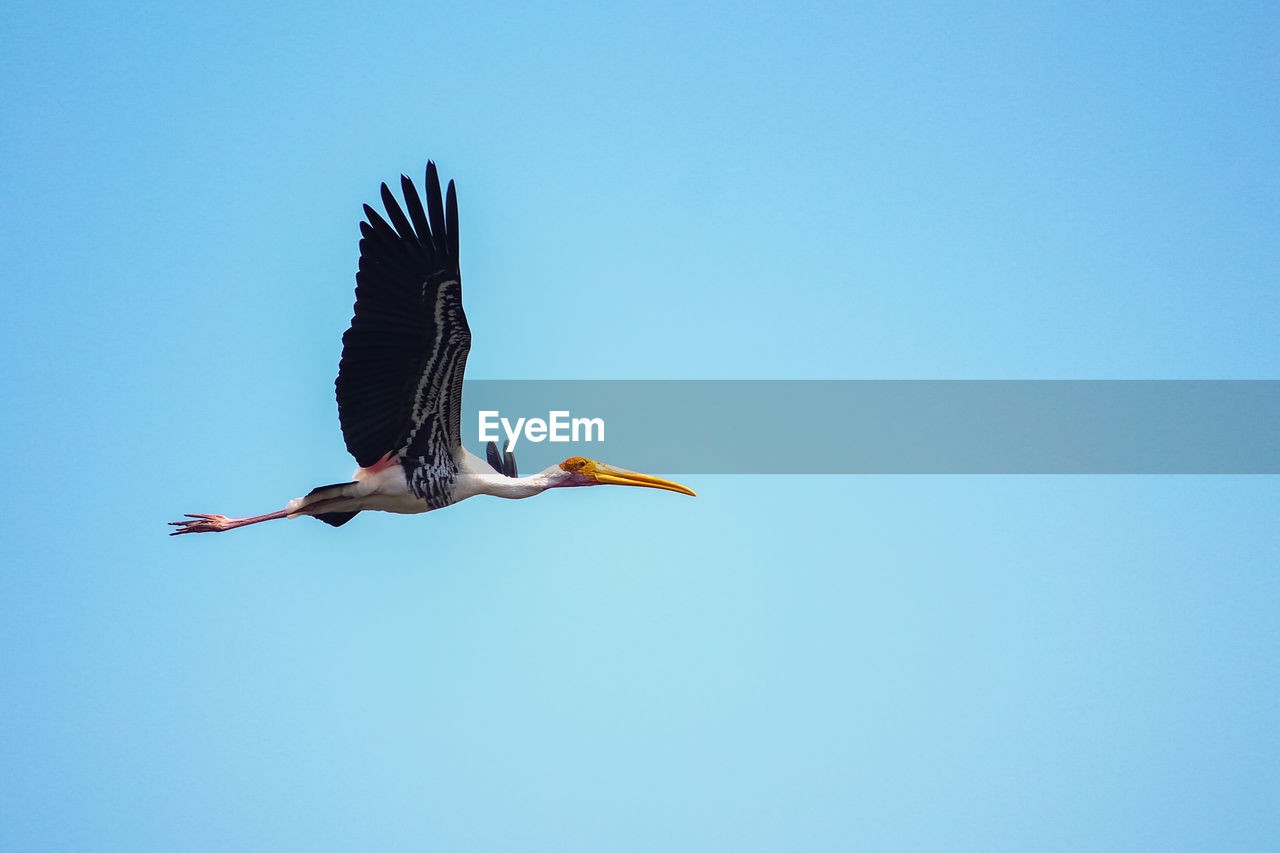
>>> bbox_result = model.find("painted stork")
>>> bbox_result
[170,162,694,536]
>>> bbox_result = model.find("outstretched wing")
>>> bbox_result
[335,162,470,472]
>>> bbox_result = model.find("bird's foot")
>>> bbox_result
[168,513,231,535]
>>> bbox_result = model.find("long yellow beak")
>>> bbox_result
[585,460,697,496]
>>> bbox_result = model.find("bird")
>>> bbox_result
[170,161,694,536]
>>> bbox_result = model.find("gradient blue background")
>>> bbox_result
[3,2,1278,850]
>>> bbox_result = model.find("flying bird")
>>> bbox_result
[170,162,694,535]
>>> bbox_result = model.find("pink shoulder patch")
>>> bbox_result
[361,452,398,474]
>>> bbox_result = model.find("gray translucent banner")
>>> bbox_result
[460,381,1280,474]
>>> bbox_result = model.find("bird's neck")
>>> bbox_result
[473,465,569,500]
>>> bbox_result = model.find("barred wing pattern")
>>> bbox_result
[335,162,470,507]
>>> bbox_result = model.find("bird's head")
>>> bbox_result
[555,457,696,496]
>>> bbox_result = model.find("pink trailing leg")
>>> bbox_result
[168,510,289,535]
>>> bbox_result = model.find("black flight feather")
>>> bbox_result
[335,161,469,471]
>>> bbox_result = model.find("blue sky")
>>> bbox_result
[2,2,1278,850]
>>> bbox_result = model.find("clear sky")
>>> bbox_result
[2,1,1278,850]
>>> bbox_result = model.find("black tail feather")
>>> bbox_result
[304,481,360,527]
[315,511,360,527]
